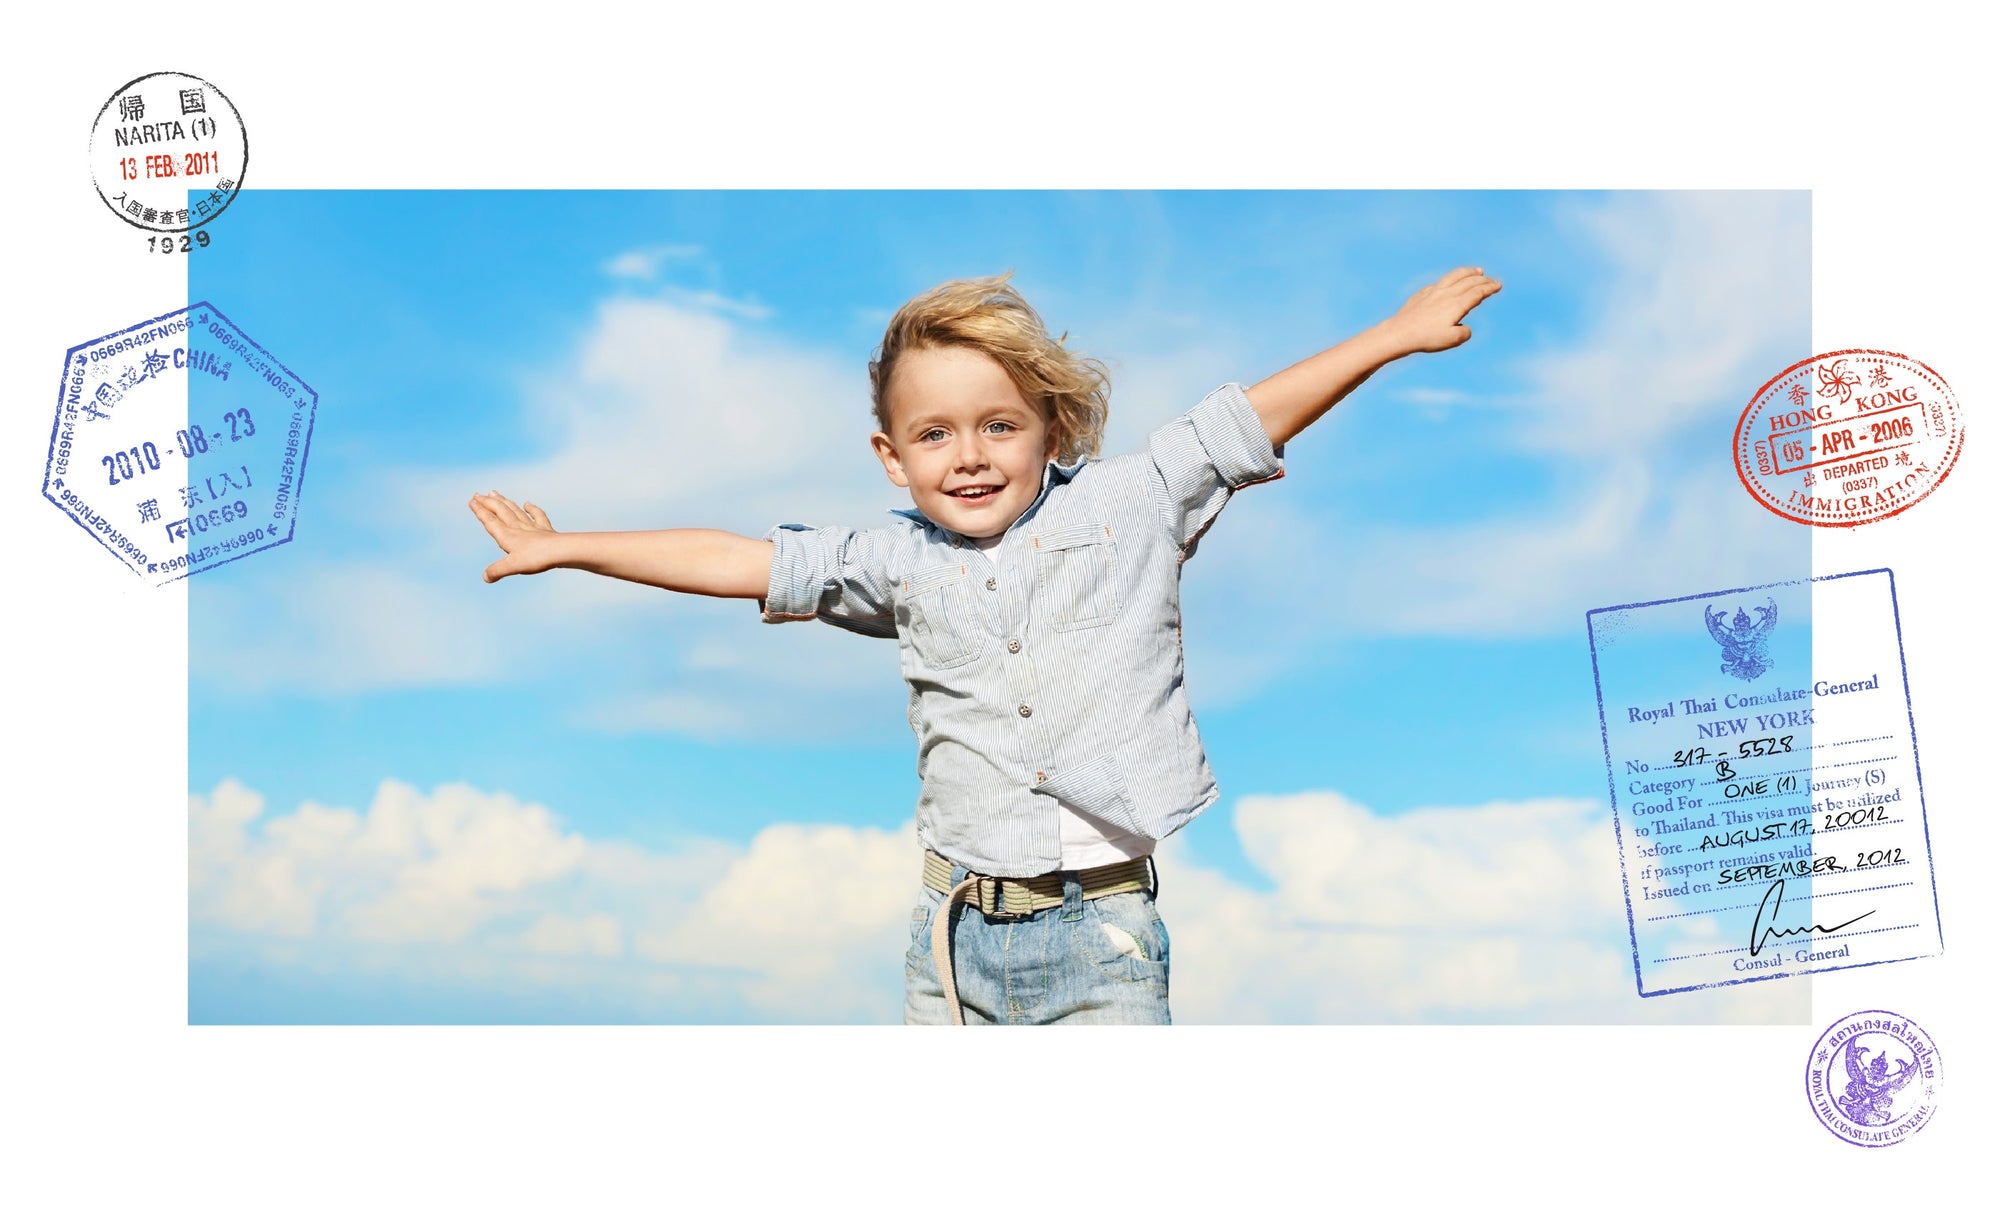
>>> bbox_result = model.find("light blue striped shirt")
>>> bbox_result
[760,382,1285,878]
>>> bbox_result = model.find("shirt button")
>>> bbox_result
[985,577,997,590]
[1017,704,1033,718]
[1007,638,1021,654]
[1035,771,1047,784]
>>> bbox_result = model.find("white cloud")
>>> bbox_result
[191,778,1803,1024]
[194,292,910,723]
[1510,191,1809,456]
[1394,387,1478,406]
[631,820,916,1009]
[653,285,774,321]
[573,690,751,740]
[191,778,591,944]
[520,912,624,957]
[191,778,917,1022]
[1156,790,1802,1023]
[456,295,879,525]
[192,562,507,694]
[601,243,704,280]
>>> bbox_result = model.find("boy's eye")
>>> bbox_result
[916,422,1012,442]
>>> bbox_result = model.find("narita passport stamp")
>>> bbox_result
[89,71,248,236]
[43,303,317,584]
[1586,569,1942,996]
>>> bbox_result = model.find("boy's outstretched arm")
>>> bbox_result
[468,491,773,597]
[1244,266,1502,448]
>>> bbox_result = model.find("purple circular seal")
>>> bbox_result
[1805,1009,1941,1146]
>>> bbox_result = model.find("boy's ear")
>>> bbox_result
[870,431,911,488]
[1043,423,1062,464]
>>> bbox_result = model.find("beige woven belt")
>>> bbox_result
[923,848,1156,1025]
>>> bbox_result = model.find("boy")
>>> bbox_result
[470,266,1501,1024]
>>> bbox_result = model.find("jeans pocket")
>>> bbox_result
[1033,522,1120,632]
[905,884,943,973]
[1073,890,1169,985]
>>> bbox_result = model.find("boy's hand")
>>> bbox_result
[469,490,562,583]
[1381,266,1502,355]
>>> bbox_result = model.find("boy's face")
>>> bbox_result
[871,345,1060,539]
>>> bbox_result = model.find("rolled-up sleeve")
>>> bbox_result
[1146,381,1286,555]
[758,523,899,638]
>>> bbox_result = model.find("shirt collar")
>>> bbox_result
[889,458,1086,540]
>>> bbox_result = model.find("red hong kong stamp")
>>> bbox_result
[1734,350,1964,527]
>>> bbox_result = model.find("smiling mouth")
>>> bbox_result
[949,486,1001,500]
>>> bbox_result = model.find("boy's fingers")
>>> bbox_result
[470,497,532,560]
[469,497,511,538]
[1456,289,1498,321]
[486,495,534,529]
[1449,278,1501,309]
[469,496,499,529]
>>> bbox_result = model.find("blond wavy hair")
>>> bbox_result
[868,271,1111,464]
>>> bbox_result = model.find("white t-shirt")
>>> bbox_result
[969,529,1155,869]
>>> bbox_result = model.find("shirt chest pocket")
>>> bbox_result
[1033,522,1121,632]
[899,562,985,669]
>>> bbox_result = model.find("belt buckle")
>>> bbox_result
[979,874,1025,920]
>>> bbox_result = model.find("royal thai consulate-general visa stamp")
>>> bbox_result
[42,303,317,584]
[1586,569,1942,996]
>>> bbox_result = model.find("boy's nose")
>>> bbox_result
[952,436,989,470]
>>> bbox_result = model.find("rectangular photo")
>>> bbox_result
[187,189,1813,1024]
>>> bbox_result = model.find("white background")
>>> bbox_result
[2,1,1987,1206]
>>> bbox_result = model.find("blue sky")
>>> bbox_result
[189,190,1814,1023]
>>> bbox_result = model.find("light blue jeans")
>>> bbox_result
[903,860,1172,1025]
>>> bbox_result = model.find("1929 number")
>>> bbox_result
[147,231,213,254]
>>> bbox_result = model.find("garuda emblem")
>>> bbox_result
[1704,597,1778,681]
[1836,1036,1919,1127]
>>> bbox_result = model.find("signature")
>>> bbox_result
[1748,879,1875,957]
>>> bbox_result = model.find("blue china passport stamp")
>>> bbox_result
[43,303,316,584]
[1586,570,1942,996]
